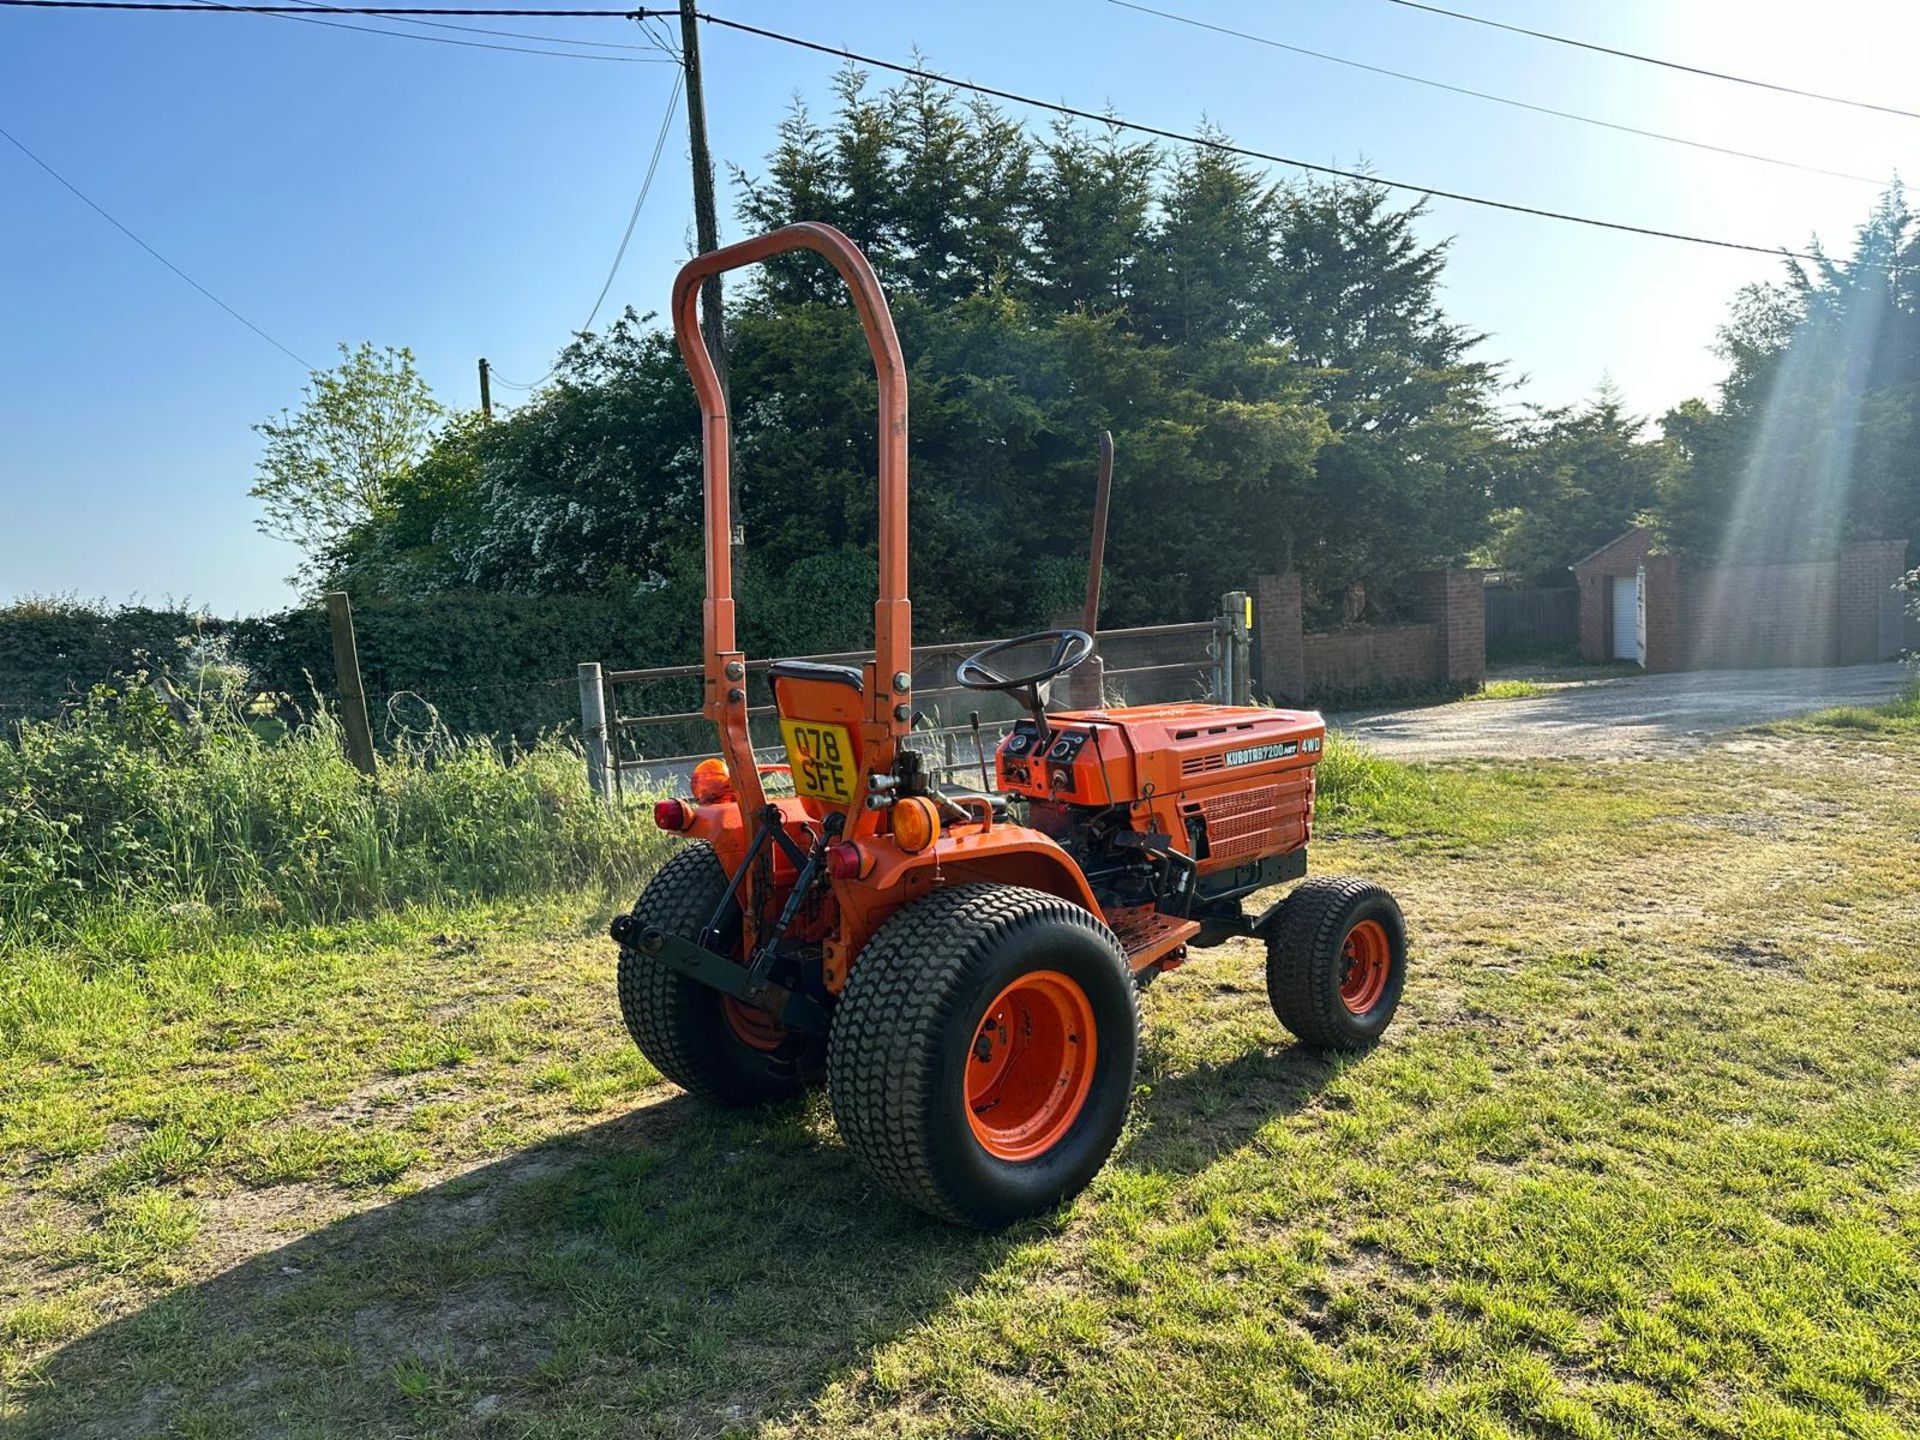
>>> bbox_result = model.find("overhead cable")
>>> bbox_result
[1384,0,1920,123]
[694,11,1847,265]
[1,121,314,368]
[1108,0,1889,188]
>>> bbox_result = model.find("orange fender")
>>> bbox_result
[821,823,1103,990]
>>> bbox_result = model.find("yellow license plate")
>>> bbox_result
[779,718,857,804]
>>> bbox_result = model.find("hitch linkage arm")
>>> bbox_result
[607,809,842,1037]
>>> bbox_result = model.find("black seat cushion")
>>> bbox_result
[767,659,863,692]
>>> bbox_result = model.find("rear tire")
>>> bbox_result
[617,842,813,1107]
[828,884,1138,1228]
[1265,876,1407,1051]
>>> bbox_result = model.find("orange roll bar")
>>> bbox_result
[670,223,913,829]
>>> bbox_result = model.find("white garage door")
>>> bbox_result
[1611,574,1642,663]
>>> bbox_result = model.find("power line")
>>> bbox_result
[584,66,683,332]
[186,0,672,61]
[488,64,685,393]
[286,0,667,52]
[0,122,314,369]
[1385,0,1920,124]
[0,2,671,11]
[1108,0,1889,189]
[11,0,682,62]
[485,368,546,389]
[7,0,1893,268]
[632,7,675,60]
[691,12,1840,266]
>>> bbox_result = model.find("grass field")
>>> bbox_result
[4,713,1918,1438]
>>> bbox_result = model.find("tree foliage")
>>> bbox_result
[1487,383,1676,583]
[328,68,1507,645]
[250,342,444,590]
[1655,189,1920,562]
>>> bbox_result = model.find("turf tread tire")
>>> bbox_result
[617,842,808,1107]
[1265,875,1407,1052]
[828,884,1138,1228]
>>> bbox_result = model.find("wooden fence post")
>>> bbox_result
[325,592,378,775]
[578,662,611,803]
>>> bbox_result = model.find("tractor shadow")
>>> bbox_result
[1121,1041,1344,1177]
[20,1052,1342,1438]
[18,1094,1021,1439]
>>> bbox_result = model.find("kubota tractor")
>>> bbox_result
[608,223,1408,1228]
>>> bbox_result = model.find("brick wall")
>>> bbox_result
[1576,575,1606,661]
[1579,530,1910,672]
[1255,568,1483,703]
[1680,560,1840,668]
[1255,572,1306,704]
[1642,553,1682,672]
[1836,538,1910,663]
[1303,623,1442,693]
[1412,567,1486,687]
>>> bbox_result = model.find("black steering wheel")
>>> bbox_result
[956,629,1095,693]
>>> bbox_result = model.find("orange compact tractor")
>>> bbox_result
[609,223,1408,1227]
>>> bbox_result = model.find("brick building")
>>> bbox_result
[1573,527,1909,672]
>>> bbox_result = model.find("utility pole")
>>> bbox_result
[678,0,738,560]
[477,357,492,421]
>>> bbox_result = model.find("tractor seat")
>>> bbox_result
[766,659,862,691]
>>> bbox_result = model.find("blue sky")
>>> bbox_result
[3,0,1915,614]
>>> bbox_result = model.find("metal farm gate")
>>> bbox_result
[577,593,1253,800]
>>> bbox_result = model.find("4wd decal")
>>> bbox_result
[1223,740,1299,766]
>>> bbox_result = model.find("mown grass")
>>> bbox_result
[3,701,1918,1437]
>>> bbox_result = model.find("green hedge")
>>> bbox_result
[0,594,693,742]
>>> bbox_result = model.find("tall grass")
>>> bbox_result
[1313,731,1452,833]
[1787,674,1920,733]
[0,680,1462,947]
[0,681,672,940]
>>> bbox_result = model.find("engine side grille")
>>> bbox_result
[1197,786,1282,860]
[1180,751,1225,776]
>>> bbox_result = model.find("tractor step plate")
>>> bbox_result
[1106,904,1201,973]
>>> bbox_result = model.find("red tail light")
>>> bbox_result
[826,840,866,880]
[653,798,692,831]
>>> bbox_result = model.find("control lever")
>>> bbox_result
[969,710,992,793]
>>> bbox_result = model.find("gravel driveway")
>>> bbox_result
[1330,662,1911,760]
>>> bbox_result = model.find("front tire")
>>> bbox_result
[1265,876,1407,1051]
[828,885,1139,1228]
[617,842,812,1107]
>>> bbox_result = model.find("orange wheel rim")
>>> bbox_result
[965,970,1097,1161]
[722,995,786,1052]
[1339,919,1392,1015]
